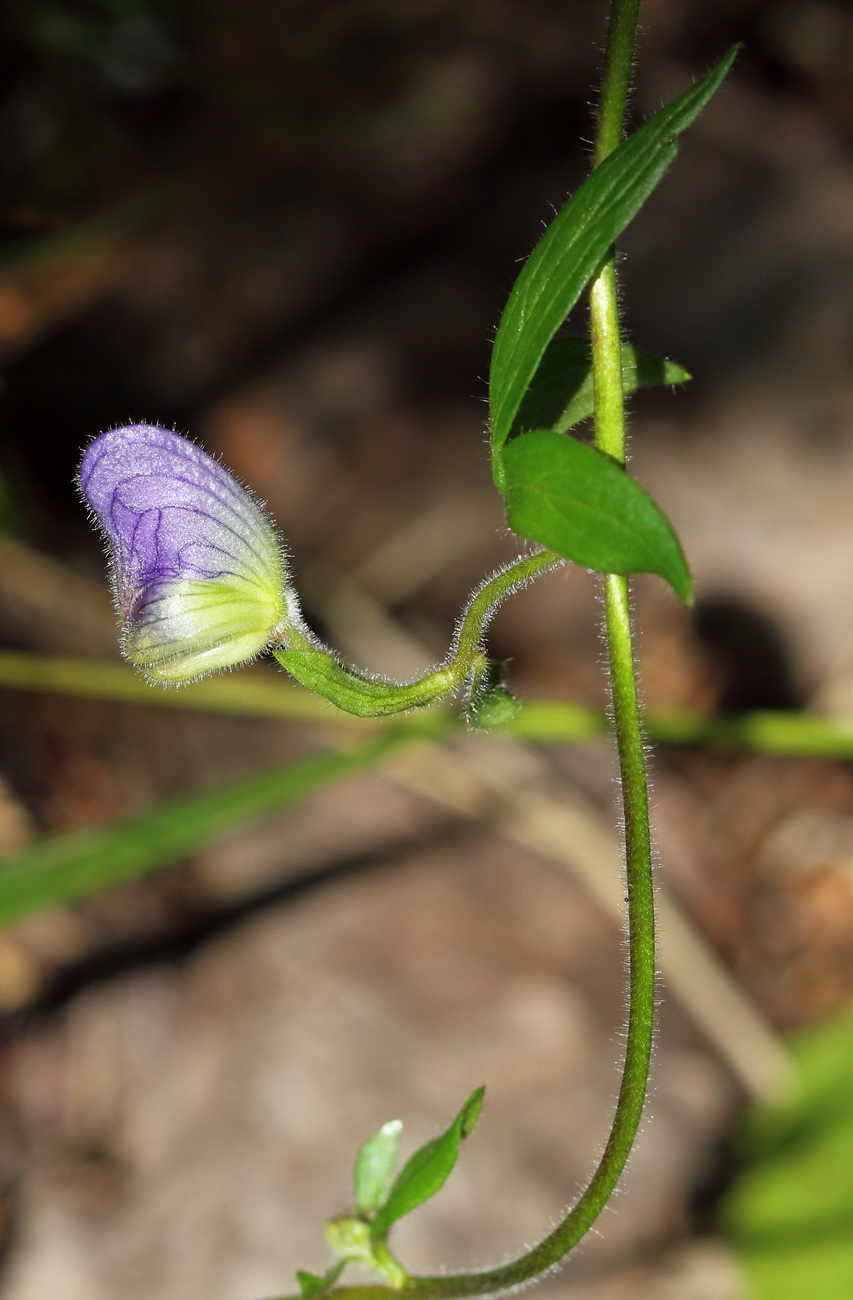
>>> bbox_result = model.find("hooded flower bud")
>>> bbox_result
[79,424,289,683]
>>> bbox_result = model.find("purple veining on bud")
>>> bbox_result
[79,424,291,682]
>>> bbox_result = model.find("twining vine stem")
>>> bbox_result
[274,2,656,1298]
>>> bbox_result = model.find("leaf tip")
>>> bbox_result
[460,1085,486,1138]
[673,567,694,606]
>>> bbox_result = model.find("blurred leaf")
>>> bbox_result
[738,1237,853,1300]
[721,1002,853,1300]
[371,1087,485,1238]
[0,732,409,928]
[489,47,736,488]
[503,430,692,602]
[355,1119,403,1217]
[738,1003,853,1155]
[726,1110,853,1240]
[511,339,690,441]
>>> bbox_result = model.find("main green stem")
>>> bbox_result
[273,5,653,1300]
[588,0,657,1251]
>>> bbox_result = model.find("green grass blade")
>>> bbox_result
[0,732,409,927]
[0,649,344,723]
[9,652,853,760]
[489,47,737,487]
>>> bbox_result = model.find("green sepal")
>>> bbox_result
[509,339,690,444]
[370,1087,485,1239]
[354,1118,403,1217]
[275,649,453,717]
[503,430,692,603]
[489,47,737,487]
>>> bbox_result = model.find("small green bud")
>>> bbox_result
[466,660,520,729]
[325,1215,372,1263]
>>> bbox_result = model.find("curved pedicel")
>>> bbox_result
[80,423,561,718]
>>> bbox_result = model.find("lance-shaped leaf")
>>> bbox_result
[503,430,692,602]
[489,47,737,487]
[510,339,690,442]
[79,424,291,683]
[354,1119,403,1217]
[370,1087,485,1239]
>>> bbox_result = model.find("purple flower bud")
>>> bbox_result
[79,424,289,683]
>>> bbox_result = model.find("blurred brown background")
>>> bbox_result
[2,1,853,1297]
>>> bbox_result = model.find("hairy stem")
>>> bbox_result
[589,0,656,1240]
[274,548,562,719]
[272,5,651,1298]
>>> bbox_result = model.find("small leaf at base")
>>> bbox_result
[370,1087,486,1238]
[297,1261,347,1297]
[354,1118,403,1216]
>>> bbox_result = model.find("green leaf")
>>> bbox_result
[296,1261,347,1297]
[297,1272,326,1296]
[503,430,692,602]
[489,47,737,486]
[0,732,408,928]
[370,1087,485,1238]
[354,1119,403,1216]
[511,339,690,440]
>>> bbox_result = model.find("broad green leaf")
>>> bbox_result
[0,732,408,928]
[354,1119,403,1216]
[510,339,690,441]
[503,431,692,602]
[370,1087,485,1238]
[489,47,737,486]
